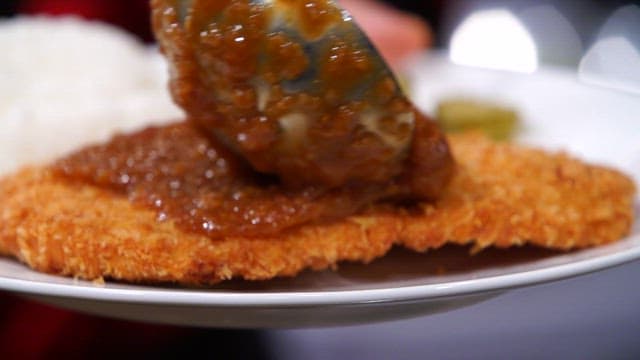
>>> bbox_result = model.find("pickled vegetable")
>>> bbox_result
[436,98,519,141]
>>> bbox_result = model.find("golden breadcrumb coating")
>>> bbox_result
[0,133,635,285]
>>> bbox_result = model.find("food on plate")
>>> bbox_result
[436,98,520,141]
[0,126,634,285]
[0,5,635,286]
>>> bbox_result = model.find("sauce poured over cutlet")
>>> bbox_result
[53,123,394,238]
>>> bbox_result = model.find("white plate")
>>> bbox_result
[1,56,639,328]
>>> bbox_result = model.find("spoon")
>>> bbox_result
[152,0,425,189]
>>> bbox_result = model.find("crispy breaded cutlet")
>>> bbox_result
[0,133,635,285]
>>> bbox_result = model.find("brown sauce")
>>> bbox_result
[53,122,394,238]
[52,0,455,239]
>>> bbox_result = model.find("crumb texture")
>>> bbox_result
[0,134,635,285]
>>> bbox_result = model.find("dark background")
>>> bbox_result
[1,0,638,48]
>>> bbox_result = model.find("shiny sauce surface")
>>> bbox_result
[50,0,456,239]
[151,0,452,191]
[53,123,389,238]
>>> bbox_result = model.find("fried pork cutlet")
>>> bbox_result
[0,129,635,285]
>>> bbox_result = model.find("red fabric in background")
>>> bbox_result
[0,292,268,358]
[18,0,154,42]
[0,294,191,358]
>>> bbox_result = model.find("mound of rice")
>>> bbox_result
[0,16,182,175]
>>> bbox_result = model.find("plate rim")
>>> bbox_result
[0,232,639,307]
[1,58,639,311]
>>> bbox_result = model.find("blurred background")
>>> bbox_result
[0,0,639,359]
[2,0,639,91]
[1,0,639,66]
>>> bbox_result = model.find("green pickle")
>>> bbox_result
[436,98,519,141]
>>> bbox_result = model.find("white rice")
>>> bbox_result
[0,16,183,175]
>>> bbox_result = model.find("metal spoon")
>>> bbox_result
[153,0,420,188]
